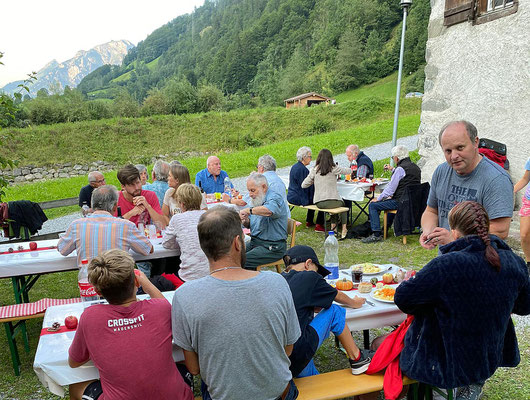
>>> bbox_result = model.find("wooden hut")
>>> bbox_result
[284,92,334,109]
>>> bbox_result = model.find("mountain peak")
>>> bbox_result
[1,40,135,96]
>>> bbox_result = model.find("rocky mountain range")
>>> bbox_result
[1,39,134,97]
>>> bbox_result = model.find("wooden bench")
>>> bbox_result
[1,312,44,375]
[294,369,416,400]
[288,203,349,233]
[194,369,417,400]
[0,298,81,375]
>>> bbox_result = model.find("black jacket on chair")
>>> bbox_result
[7,200,48,238]
[393,182,430,237]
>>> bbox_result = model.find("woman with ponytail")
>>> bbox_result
[394,201,530,400]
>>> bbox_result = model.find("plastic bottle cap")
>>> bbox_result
[81,259,88,264]
[328,231,335,235]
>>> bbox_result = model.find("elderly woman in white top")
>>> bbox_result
[162,183,210,281]
[302,148,350,238]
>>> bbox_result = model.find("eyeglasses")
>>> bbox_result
[95,179,105,183]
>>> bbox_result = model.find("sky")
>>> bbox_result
[0,0,205,87]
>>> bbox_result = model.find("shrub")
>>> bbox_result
[304,118,334,136]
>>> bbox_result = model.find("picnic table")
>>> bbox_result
[0,238,179,304]
[34,265,406,397]
[336,179,389,224]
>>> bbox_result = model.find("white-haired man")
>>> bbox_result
[257,154,290,217]
[142,160,170,208]
[79,171,106,211]
[240,173,288,270]
[194,156,232,194]
[59,185,153,267]
[345,145,374,179]
[362,145,421,243]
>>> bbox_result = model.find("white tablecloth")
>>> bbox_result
[34,267,405,396]
[34,291,183,397]
[334,265,406,331]
[336,180,388,202]
[0,238,179,279]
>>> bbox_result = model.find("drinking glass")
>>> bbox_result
[352,267,363,289]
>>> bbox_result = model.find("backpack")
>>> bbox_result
[478,138,509,170]
[345,221,372,239]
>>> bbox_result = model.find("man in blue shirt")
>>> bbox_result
[142,160,169,208]
[257,154,291,217]
[240,173,288,270]
[195,156,232,194]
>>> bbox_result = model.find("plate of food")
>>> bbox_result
[370,286,396,303]
[350,263,382,275]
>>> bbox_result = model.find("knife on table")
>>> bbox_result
[365,300,376,307]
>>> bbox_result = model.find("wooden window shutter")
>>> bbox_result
[444,0,475,26]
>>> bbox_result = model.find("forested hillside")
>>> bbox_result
[3,0,429,128]
[79,0,430,104]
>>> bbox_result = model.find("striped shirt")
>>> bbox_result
[58,211,153,266]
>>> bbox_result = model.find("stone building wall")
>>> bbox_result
[418,0,530,205]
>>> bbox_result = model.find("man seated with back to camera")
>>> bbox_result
[68,249,193,400]
[58,185,153,267]
[171,206,300,400]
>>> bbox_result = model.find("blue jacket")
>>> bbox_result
[395,235,530,389]
[287,162,314,206]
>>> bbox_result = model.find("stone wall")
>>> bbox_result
[0,150,208,185]
[418,1,530,205]
[0,161,116,184]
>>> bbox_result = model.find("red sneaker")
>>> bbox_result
[306,222,315,227]
[314,224,325,232]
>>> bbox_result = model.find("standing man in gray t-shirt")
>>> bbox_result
[420,120,513,249]
[171,207,301,400]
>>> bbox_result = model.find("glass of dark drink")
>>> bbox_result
[352,268,363,289]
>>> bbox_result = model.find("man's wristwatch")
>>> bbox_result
[249,208,253,215]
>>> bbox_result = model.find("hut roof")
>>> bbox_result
[284,92,332,102]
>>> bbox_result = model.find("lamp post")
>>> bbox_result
[391,0,413,164]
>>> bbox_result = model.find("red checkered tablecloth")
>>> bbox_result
[0,298,82,319]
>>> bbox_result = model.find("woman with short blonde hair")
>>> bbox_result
[162,184,210,281]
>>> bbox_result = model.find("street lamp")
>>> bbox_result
[391,0,413,164]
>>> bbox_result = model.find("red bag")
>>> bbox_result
[366,315,414,400]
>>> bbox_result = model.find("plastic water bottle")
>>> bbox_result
[324,232,339,279]
[81,201,90,217]
[78,259,99,305]
[224,177,232,197]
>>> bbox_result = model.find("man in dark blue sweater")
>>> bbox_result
[346,145,374,179]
